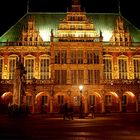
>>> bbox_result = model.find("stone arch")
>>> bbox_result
[36,92,50,113]
[104,91,119,112]
[87,91,102,113]
[121,91,136,112]
[1,92,13,105]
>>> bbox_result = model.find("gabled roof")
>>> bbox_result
[0,12,140,43]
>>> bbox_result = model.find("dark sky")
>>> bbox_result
[0,0,139,37]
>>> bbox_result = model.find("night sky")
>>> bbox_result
[0,0,139,37]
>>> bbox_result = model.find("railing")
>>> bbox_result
[103,42,140,47]
[52,36,102,42]
[0,41,50,47]
[0,79,55,85]
[0,41,140,46]
[101,79,140,85]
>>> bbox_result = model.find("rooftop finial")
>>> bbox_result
[27,0,29,13]
[118,0,121,15]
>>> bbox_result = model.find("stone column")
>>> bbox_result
[119,99,122,112]
[136,99,139,112]
[50,97,53,113]
[101,100,105,113]
[84,96,88,113]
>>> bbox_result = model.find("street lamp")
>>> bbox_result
[79,85,84,118]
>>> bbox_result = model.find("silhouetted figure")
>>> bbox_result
[90,104,95,119]
[63,103,68,120]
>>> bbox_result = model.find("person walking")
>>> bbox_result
[90,104,95,119]
[63,103,68,120]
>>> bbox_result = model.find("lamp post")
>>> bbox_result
[79,85,84,118]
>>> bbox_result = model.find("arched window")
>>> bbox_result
[24,55,35,80]
[103,55,112,80]
[118,55,128,79]
[132,55,140,79]
[0,56,3,79]
[8,55,18,79]
[39,55,50,79]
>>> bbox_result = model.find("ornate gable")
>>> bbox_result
[110,16,132,46]
[20,16,43,46]
[55,0,102,42]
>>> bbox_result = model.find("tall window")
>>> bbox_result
[25,55,34,80]
[55,70,67,84]
[71,70,77,84]
[105,95,111,105]
[133,58,140,79]
[88,70,94,84]
[54,50,60,64]
[122,95,127,105]
[58,95,64,105]
[8,55,17,79]
[0,57,3,79]
[94,70,100,84]
[118,56,127,79]
[61,50,67,64]
[103,55,112,80]
[41,96,48,105]
[40,55,50,79]
[26,96,32,106]
[78,70,84,84]
[71,70,84,85]
[77,50,83,64]
[138,94,140,104]
[70,50,76,64]
[94,50,99,64]
[87,50,93,64]
[89,95,95,105]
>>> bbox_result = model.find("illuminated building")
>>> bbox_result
[0,0,140,114]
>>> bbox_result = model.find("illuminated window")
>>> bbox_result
[103,55,112,80]
[61,50,67,64]
[122,95,127,105]
[77,50,83,64]
[94,50,99,64]
[94,70,100,84]
[8,55,17,79]
[138,94,140,104]
[71,70,77,84]
[118,56,128,79]
[133,58,140,79]
[89,95,95,105]
[40,55,50,79]
[55,70,67,84]
[71,70,84,84]
[105,95,112,105]
[25,55,34,80]
[78,70,84,84]
[41,96,48,105]
[70,50,76,64]
[88,70,93,84]
[58,95,64,105]
[73,96,80,106]
[54,50,60,64]
[0,56,3,79]
[87,50,93,64]
[26,96,32,106]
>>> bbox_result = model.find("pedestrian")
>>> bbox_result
[90,104,95,119]
[68,105,74,120]
[63,103,68,120]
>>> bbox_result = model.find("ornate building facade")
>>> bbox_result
[0,0,140,114]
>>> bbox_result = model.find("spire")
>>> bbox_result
[72,0,80,5]
[71,0,82,12]
[118,0,121,15]
[27,0,29,13]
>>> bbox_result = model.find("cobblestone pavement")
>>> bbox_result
[0,113,140,140]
